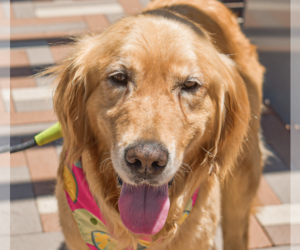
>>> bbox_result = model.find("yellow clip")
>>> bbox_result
[34,122,62,146]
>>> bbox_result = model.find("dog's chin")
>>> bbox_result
[116,174,174,189]
[116,175,174,235]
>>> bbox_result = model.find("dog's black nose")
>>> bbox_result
[125,142,168,178]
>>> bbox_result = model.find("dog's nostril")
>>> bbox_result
[126,155,143,168]
[131,159,142,169]
[151,161,165,169]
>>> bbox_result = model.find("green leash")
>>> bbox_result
[0,122,62,154]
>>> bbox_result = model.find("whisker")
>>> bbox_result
[99,157,111,171]
[179,167,189,174]
[177,168,185,175]
[201,147,215,157]
[181,162,192,173]
[174,175,181,184]
[173,178,176,189]
[175,172,183,181]
[104,161,113,172]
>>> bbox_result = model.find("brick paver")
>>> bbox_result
[36,196,58,214]
[50,45,74,62]
[0,78,9,89]
[10,111,57,125]
[264,172,291,203]
[10,166,31,183]
[10,77,36,89]
[257,176,282,206]
[291,225,300,245]
[256,203,300,226]
[265,225,291,246]
[27,46,54,65]
[118,0,143,15]
[10,50,30,67]
[0,201,10,235]
[9,151,26,168]
[10,231,65,250]
[11,199,43,235]
[0,50,9,67]
[0,153,9,168]
[249,215,273,249]
[1,0,297,249]
[40,213,61,232]
[84,14,109,32]
[26,147,59,181]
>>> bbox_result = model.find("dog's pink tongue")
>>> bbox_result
[118,183,170,235]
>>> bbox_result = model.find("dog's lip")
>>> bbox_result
[168,178,174,189]
[117,174,123,186]
[116,174,174,189]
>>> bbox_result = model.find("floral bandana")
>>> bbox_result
[63,160,199,250]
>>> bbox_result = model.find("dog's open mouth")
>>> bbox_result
[117,175,173,235]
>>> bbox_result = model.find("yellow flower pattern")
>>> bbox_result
[92,231,115,250]
[63,165,78,203]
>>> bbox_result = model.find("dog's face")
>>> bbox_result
[53,11,250,236]
[86,14,229,186]
[97,18,213,187]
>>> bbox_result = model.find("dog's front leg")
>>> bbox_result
[221,145,262,250]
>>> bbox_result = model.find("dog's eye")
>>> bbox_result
[181,80,199,92]
[111,73,128,85]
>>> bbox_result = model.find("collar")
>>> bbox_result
[63,160,199,250]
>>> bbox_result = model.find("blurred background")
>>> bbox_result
[0,0,299,249]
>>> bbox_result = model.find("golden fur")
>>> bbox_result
[49,0,265,249]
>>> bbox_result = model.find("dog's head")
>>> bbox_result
[52,10,250,236]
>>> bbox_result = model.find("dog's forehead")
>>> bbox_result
[109,15,203,77]
[123,16,198,56]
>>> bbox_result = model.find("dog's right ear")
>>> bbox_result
[47,48,90,164]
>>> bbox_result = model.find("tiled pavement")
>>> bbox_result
[0,0,298,249]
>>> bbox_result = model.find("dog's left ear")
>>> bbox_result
[45,37,96,164]
[210,54,251,178]
[51,57,89,164]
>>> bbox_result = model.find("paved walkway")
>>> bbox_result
[0,0,298,249]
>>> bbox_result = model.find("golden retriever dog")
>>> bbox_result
[49,0,265,249]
